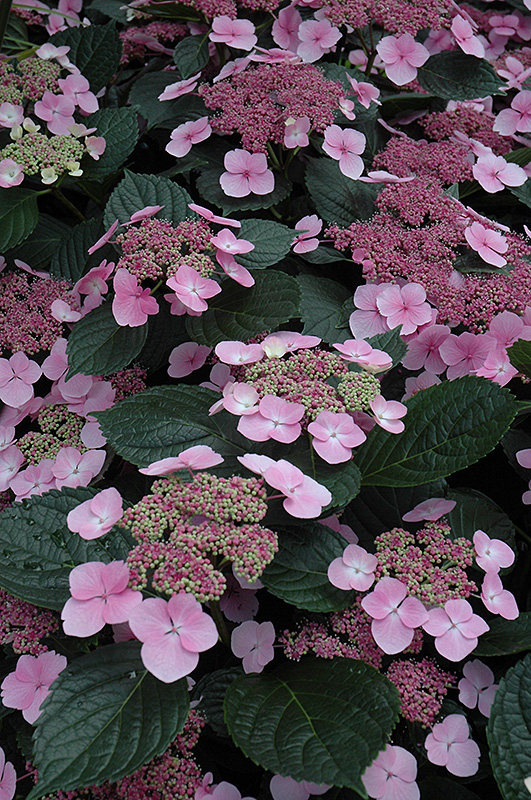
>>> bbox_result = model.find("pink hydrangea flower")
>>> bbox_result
[219,574,259,623]
[10,460,55,501]
[473,529,515,573]
[128,593,218,683]
[0,158,24,188]
[216,250,255,287]
[493,90,531,135]
[376,283,432,335]
[220,149,274,197]
[1,650,67,723]
[481,572,519,619]
[361,576,428,654]
[346,75,381,108]
[322,125,366,180]
[473,153,526,193]
[52,447,105,489]
[209,16,257,50]
[376,34,429,86]
[425,715,480,777]
[402,498,456,522]
[362,744,420,800]
[271,5,302,51]
[369,395,407,434]
[423,599,489,661]
[158,73,201,101]
[0,352,42,408]
[269,776,329,800]
[264,458,332,518]
[0,748,15,800]
[50,299,81,323]
[165,117,212,158]
[112,268,159,327]
[33,90,75,135]
[121,205,165,227]
[284,116,311,149]
[349,284,392,339]
[139,445,224,476]
[292,215,322,253]
[197,773,256,800]
[297,19,341,62]
[85,136,107,160]
[168,342,211,378]
[215,341,264,365]
[222,382,259,415]
[67,487,123,539]
[458,659,498,718]
[0,102,23,129]
[61,561,142,637]
[166,265,221,313]
[87,219,118,256]
[465,222,508,267]
[188,203,241,228]
[451,15,485,58]
[0,445,24,491]
[210,229,254,255]
[237,453,277,477]
[476,349,518,387]
[231,620,275,673]
[328,544,378,592]
[238,395,304,443]
[402,324,451,374]
[439,332,492,380]
[58,74,98,113]
[308,410,366,463]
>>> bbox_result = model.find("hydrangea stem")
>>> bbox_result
[210,599,230,647]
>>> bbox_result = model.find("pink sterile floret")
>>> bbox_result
[362,744,420,800]
[128,593,218,683]
[292,214,322,253]
[168,341,212,378]
[308,410,366,463]
[112,268,159,327]
[439,332,492,380]
[369,395,407,434]
[58,74,98,114]
[237,453,277,477]
[425,714,480,777]
[271,5,301,51]
[464,222,508,268]
[215,341,264,365]
[423,599,489,661]
[0,446,24,492]
[269,776,330,800]
[67,487,123,539]
[322,125,366,180]
[328,544,377,592]
[376,34,429,86]
[0,352,42,408]
[1,650,67,724]
[237,395,304,444]
[493,90,531,135]
[33,91,75,135]
[121,205,165,227]
[215,250,255,288]
[158,73,201,101]
[458,659,498,718]
[52,447,105,489]
[222,382,259,415]
[231,620,275,673]
[284,116,311,149]
[197,773,256,800]
[188,203,241,228]
[166,265,221,313]
[361,576,428,654]
[402,324,451,374]
[376,283,432,335]
[346,75,380,108]
[220,149,275,198]
[139,445,224,476]
[451,15,485,58]
[0,747,15,800]
[61,561,142,637]
[473,153,526,193]
[264,459,332,518]
[473,529,515,573]
[297,19,341,63]
[166,117,212,158]
[0,158,24,188]
[211,228,254,255]
[209,16,257,50]
[481,572,519,620]
[402,498,456,522]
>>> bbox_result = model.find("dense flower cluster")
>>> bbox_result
[386,658,456,727]
[0,590,59,655]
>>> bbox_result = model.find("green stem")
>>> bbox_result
[515,523,531,546]
[0,0,13,53]
[210,600,230,647]
[266,142,283,171]
[150,279,163,294]
[269,205,282,221]
[52,188,86,222]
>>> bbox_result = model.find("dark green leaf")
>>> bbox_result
[510,182,531,212]
[236,219,294,269]
[82,108,139,179]
[298,274,351,343]
[474,613,531,657]
[262,523,355,612]
[173,34,209,78]
[196,166,292,214]
[66,302,148,378]
[192,667,242,736]
[508,338,531,378]
[300,247,351,265]
[315,459,362,512]
[137,300,189,372]
[0,188,39,250]
[305,158,377,226]
[95,385,249,469]
[50,21,122,93]
[29,642,189,799]
[446,488,516,553]
[50,217,111,283]
[88,0,128,22]
[488,653,531,800]
[185,271,301,346]
[104,171,192,228]
[356,377,517,486]
[0,489,131,610]
[417,52,502,101]
[367,328,407,369]
[224,658,400,792]
[9,213,70,269]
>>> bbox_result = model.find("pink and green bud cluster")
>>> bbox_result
[1,132,85,178]
[0,57,60,106]
[107,366,148,402]
[337,371,381,412]
[385,658,456,727]
[0,589,59,655]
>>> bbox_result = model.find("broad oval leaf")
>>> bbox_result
[224,657,400,792]
[298,274,351,343]
[0,188,39,251]
[0,488,131,610]
[104,171,192,228]
[28,642,189,799]
[66,302,148,378]
[446,488,516,554]
[417,52,502,101]
[508,338,531,378]
[185,271,301,347]
[305,158,377,226]
[50,21,122,93]
[261,523,355,612]
[356,377,517,487]
[50,217,112,283]
[173,34,209,78]
[83,108,139,179]
[9,213,70,269]
[236,219,294,269]
[192,667,242,736]
[488,653,531,800]
[474,613,531,657]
